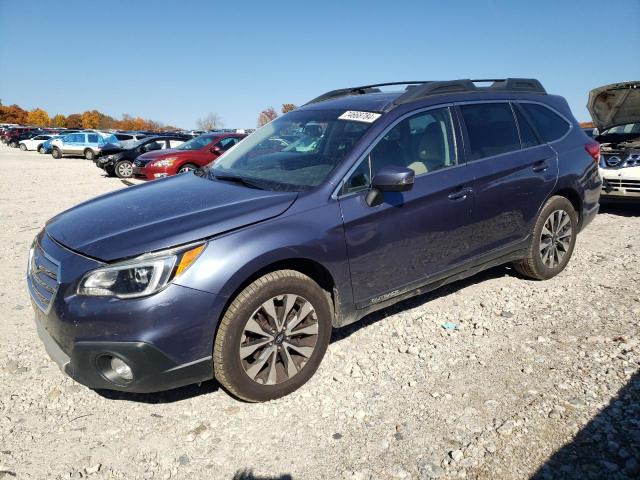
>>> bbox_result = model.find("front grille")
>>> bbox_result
[604,178,640,193]
[28,242,60,312]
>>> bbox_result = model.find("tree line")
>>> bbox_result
[0,101,178,131]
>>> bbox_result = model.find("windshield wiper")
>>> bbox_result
[213,174,265,190]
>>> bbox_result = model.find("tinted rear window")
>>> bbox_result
[520,103,570,142]
[460,103,520,160]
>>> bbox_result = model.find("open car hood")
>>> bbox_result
[587,81,640,131]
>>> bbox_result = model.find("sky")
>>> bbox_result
[1,0,639,129]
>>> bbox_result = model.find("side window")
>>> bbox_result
[460,103,520,160]
[520,103,571,143]
[169,139,185,148]
[514,106,540,148]
[218,137,238,150]
[87,134,99,143]
[342,107,457,195]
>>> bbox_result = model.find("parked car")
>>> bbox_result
[96,135,189,178]
[588,81,640,201]
[29,78,600,401]
[133,132,246,180]
[50,132,119,160]
[4,127,38,147]
[113,133,149,148]
[19,134,54,151]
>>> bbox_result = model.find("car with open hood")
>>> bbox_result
[29,78,600,402]
[588,81,640,200]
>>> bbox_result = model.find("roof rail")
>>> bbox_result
[304,81,429,105]
[304,78,546,108]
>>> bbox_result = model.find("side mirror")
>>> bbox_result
[366,165,415,206]
[210,145,221,154]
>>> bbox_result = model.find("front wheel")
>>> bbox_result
[214,270,332,402]
[178,163,198,174]
[513,195,578,280]
[115,160,133,178]
[84,149,96,160]
[39,146,47,154]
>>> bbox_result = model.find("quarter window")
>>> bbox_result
[460,103,520,160]
[87,134,99,143]
[514,107,540,148]
[520,103,570,143]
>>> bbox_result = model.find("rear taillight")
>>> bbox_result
[585,141,600,164]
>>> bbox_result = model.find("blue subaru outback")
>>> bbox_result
[29,79,601,401]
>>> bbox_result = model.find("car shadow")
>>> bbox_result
[531,371,640,479]
[598,201,640,217]
[331,264,513,344]
[232,470,293,480]
[94,378,220,404]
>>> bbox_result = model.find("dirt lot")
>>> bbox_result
[0,144,638,480]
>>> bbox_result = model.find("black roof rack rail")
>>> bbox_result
[304,78,546,108]
[304,81,429,106]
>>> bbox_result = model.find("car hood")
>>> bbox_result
[587,81,640,131]
[137,148,181,162]
[45,173,297,261]
[100,144,128,155]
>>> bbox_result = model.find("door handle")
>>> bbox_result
[448,187,473,201]
[532,161,549,172]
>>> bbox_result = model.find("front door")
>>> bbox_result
[338,107,475,308]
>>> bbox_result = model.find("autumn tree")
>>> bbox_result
[26,108,50,127]
[81,110,100,129]
[281,103,296,114]
[51,114,66,127]
[65,114,83,129]
[0,104,28,124]
[196,112,224,130]
[257,107,278,127]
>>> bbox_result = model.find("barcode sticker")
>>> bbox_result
[338,111,382,123]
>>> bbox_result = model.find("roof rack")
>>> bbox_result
[304,78,546,108]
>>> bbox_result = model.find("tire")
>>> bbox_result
[214,270,332,402]
[105,165,116,177]
[39,146,46,154]
[9,141,17,148]
[178,163,198,174]
[513,195,578,280]
[115,160,133,178]
[19,144,27,151]
[51,148,62,159]
[84,149,95,160]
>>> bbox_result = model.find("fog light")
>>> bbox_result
[110,356,133,381]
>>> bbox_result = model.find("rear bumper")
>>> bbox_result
[35,316,212,393]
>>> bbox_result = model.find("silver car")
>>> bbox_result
[50,132,119,160]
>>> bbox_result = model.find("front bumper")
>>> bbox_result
[29,231,225,393]
[133,164,171,180]
[599,166,640,199]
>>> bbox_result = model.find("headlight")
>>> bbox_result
[77,243,205,298]
[152,157,178,167]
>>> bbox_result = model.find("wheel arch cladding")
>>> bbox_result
[552,188,582,223]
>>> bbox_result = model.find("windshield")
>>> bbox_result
[178,135,217,150]
[207,109,374,191]
[601,123,640,136]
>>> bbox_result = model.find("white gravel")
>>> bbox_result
[0,144,638,479]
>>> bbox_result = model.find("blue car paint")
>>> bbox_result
[30,88,602,393]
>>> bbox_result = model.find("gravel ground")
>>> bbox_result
[0,144,638,480]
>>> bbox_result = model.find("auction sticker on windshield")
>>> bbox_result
[338,111,382,123]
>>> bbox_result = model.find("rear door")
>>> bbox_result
[338,106,475,307]
[457,101,558,256]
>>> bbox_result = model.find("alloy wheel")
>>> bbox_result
[539,209,572,268]
[117,162,133,177]
[239,294,319,385]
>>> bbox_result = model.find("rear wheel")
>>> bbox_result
[9,141,17,148]
[19,144,27,151]
[214,270,332,402]
[39,146,46,154]
[52,148,62,159]
[84,149,96,160]
[178,163,198,174]
[513,195,578,280]
[115,160,133,178]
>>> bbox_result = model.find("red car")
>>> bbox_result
[133,132,246,180]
